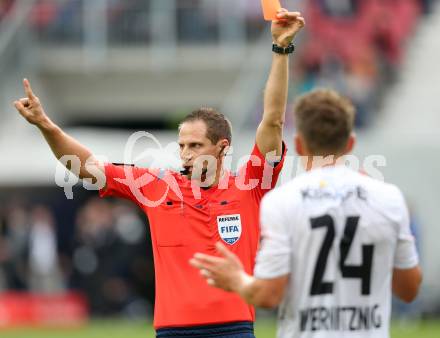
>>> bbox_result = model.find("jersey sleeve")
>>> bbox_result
[99,163,158,205]
[254,190,292,279]
[393,190,419,269]
[237,142,287,198]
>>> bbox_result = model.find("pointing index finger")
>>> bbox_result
[23,78,36,100]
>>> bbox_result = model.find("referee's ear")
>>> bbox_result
[216,139,230,158]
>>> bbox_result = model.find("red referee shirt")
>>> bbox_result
[99,143,286,328]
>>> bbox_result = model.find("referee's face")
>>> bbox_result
[178,120,224,180]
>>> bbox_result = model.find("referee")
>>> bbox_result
[191,89,422,338]
[13,8,305,338]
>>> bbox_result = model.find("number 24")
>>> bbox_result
[310,215,374,296]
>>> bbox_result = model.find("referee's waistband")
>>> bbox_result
[156,321,254,337]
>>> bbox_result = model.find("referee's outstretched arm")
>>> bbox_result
[255,9,305,158]
[13,78,103,181]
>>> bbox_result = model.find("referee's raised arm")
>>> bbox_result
[256,9,305,157]
[13,78,103,180]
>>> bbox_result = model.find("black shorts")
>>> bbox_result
[156,321,255,338]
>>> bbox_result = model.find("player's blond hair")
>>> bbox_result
[294,89,355,156]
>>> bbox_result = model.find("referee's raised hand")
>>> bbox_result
[272,9,305,48]
[13,78,49,128]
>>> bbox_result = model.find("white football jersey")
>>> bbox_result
[254,165,419,338]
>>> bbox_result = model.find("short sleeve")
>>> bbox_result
[99,163,157,204]
[393,191,419,269]
[236,142,287,198]
[254,190,292,279]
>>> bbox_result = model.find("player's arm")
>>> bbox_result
[190,242,289,308]
[392,266,422,303]
[13,79,103,180]
[232,273,289,308]
[390,190,422,303]
[256,9,305,157]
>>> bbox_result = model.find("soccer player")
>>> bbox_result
[13,9,305,338]
[190,89,422,338]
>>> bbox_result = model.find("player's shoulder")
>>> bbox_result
[353,171,408,223]
[261,174,306,209]
[357,172,405,204]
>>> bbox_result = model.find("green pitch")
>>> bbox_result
[2,319,439,338]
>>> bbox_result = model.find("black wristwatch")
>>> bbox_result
[272,43,295,54]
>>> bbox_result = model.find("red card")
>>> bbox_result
[261,0,281,21]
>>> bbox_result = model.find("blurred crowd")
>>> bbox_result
[1,0,263,42]
[0,0,436,127]
[290,0,430,127]
[3,0,432,45]
[0,195,154,317]
[0,0,13,20]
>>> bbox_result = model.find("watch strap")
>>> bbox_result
[272,43,295,54]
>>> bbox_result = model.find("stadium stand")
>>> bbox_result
[294,0,423,126]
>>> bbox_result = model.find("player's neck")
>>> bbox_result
[302,154,345,171]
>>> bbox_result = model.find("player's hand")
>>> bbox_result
[13,79,49,128]
[271,9,305,48]
[190,242,246,292]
